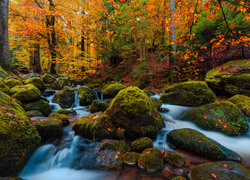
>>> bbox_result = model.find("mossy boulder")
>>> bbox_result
[57,77,72,88]
[78,86,96,106]
[131,137,153,153]
[10,84,41,103]
[54,109,77,116]
[138,148,163,172]
[167,128,241,161]
[24,77,45,90]
[124,152,140,165]
[105,86,164,139]
[88,100,109,113]
[5,78,23,88]
[190,161,250,180]
[26,110,44,117]
[34,118,62,142]
[0,92,41,176]
[160,81,216,107]
[48,113,70,127]
[52,88,75,108]
[205,59,250,96]
[72,114,116,140]
[228,95,250,117]
[42,73,56,84]
[0,78,10,94]
[103,83,127,99]
[151,97,162,110]
[164,151,185,168]
[23,98,52,116]
[181,101,248,135]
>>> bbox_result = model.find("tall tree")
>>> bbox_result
[0,0,11,69]
[169,0,176,65]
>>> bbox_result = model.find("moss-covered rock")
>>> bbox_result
[48,113,70,127]
[131,137,153,153]
[78,86,96,106]
[151,97,162,110]
[167,128,241,161]
[0,92,41,176]
[228,95,250,117]
[171,176,187,180]
[24,77,45,90]
[103,83,127,99]
[54,109,77,116]
[164,151,185,168]
[57,77,72,88]
[105,86,164,139]
[190,161,250,180]
[88,100,109,113]
[23,98,51,116]
[5,78,23,88]
[52,88,75,108]
[124,152,140,165]
[10,84,41,103]
[181,101,248,135]
[205,59,250,96]
[160,81,216,107]
[72,114,116,140]
[0,78,10,94]
[42,73,56,84]
[138,148,163,172]
[26,110,44,117]
[34,118,62,142]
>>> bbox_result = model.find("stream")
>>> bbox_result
[19,91,250,180]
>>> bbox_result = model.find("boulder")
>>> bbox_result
[41,88,55,96]
[26,110,44,117]
[124,152,140,165]
[160,81,216,107]
[23,98,52,116]
[5,78,23,88]
[164,151,185,168]
[205,59,250,96]
[54,109,77,116]
[78,86,96,106]
[10,84,41,103]
[42,73,56,84]
[181,101,248,135]
[190,161,250,180]
[57,77,72,88]
[0,78,10,94]
[138,148,163,172]
[48,113,70,127]
[24,77,45,90]
[167,128,241,161]
[105,86,164,139]
[52,88,75,108]
[0,92,41,176]
[88,100,109,113]
[103,83,127,99]
[228,95,250,117]
[25,73,40,79]
[131,137,153,153]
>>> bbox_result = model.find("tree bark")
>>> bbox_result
[0,0,11,69]
[169,0,176,65]
[29,42,42,73]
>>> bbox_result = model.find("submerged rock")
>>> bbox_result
[160,81,216,107]
[24,77,45,91]
[190,161,250,180]
[228,94,250,117]
[106,86,164,139]
[167,128,241,161]
[103,83,127,99]
[78,86,96,106]
[131,137,153,153]
[88,100,109,113]
[53,88,75,108]
[23,98,52,116]
[0,92,41,176]
[181,101,248,135]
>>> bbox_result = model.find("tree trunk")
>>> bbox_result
[0,0,11,69]
[169,0,176,65]
[29,42,42,73]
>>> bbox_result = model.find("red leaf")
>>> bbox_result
[211,173,217,179]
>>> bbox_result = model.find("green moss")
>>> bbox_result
[88,100,109,113]
[131,137,153,153]
[42,73,56,84]
[48,113,70,127]
[124,152,140,165]
[164,151,185,168]
[23,99,51,116]
[26,110,43,117]
[171,176,187,180]
[138,148,163,172]
[54,109,77,115]
[72,114,116,140]
[160,81,217,107]
[228,95,250,117]
[116,128,126,139]
[78,86,96,106]
[10,84,41,103]
[181,101,248,135]
[103,83,127,98]
[0,78,10,94]
[190,161,250,180]
[5,78,23,88]
[151,97,162,110]
[0,92,41,176]
[25,77,46,90]
[34,118,62,142]
[52,88,75,108]
[105,86,164,139]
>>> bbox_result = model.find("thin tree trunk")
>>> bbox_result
[29,42,42,73]
[169,0,176,65]
[0,0,11,69]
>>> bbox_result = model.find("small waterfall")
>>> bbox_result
[71,91,80,108]
[43,94,62,111]
[94,90,103,101]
